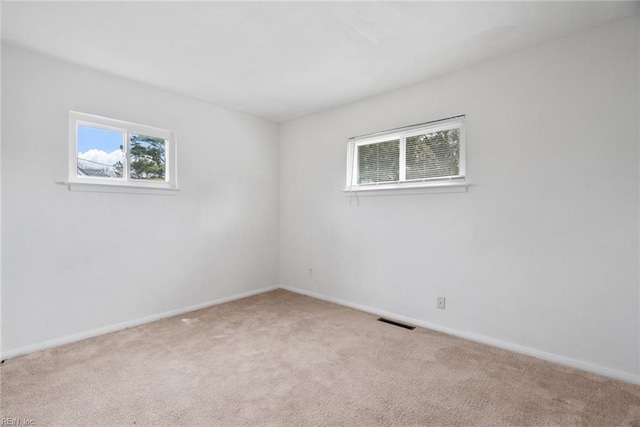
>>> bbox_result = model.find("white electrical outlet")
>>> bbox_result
[437,297,446,310]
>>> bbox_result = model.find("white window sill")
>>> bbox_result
[343,181,467,196]
[58,181,180,195]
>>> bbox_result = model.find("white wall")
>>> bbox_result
[280,18,640,378]
[3,17,639,383]
[1,44,280,354]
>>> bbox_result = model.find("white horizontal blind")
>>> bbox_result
[357,139,400,184]
[405,128,460,180]
[346,115,465,191]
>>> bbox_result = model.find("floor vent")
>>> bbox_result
[377,317,415,330]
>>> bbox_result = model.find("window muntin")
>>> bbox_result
[69,112,177,189]
[346,116,465,191]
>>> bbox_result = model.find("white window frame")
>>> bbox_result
[66,111,179,194]
[345,116,466,194]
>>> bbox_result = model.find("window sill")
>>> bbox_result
[343,181,467,196]
[58,181,180,195]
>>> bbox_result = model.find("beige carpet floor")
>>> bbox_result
[1,289,640,426]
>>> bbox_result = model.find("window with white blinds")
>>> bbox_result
[346,116,465,192]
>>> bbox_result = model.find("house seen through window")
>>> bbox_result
[69,112,177,191]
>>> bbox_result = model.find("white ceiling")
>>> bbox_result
[2,1,638,122]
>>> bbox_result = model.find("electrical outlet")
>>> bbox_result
[309,268,313,277]
[437,297,446,310]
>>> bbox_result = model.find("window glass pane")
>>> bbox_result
[358,139,399,184]
[406,128,460,180]
[129,134,167,181]
[77,125,124,178]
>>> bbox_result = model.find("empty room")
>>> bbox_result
[2,1,640,425]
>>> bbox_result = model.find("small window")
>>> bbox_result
[346,116,465,192]
[68,112,178,192]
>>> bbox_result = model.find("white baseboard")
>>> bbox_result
[1,285,279,361]
[280,285,640,386]
[5,283,639,387]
